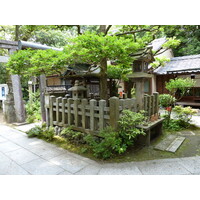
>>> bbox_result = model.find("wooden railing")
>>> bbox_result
[45,92,159,133]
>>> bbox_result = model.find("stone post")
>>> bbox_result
[11,74,26,123]
[39,74,47,122]
[135,78,145,110]
[109,97,120,130]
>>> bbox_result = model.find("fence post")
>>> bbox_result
[109,97,120,130]
[74,98,80,127]
[67,98,73,126]
[153,92,159,114]
[147,95,151,119]
[49,96,56,127]
[99,99,106,130]
[90,99,97,132]
[81,99,88,129]
[56,97,62,125]
[151,95,154,116]
[62,97,67,126]
[144,94,148,116]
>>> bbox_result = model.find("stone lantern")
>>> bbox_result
[68,80,87,99]
[128,47,154,109]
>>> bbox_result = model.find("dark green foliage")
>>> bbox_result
[25,91,41,123]
[26,125,43,138]
[84,110,146,159]
[0,63,7,84]
[61,127,86,144]
[84,127,122,159]
[159,94,176,108]
[26,124,55,141]
[118,110,146,145]
[42,126,55,141]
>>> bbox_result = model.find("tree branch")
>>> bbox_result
[114,26,160,36]
[105,25,112,35]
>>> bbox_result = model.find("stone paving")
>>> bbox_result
[0,123,200,175]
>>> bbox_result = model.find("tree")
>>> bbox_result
[162,25,200,56]
[164,78,195,124]
[63,31,143,99]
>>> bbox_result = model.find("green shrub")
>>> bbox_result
[173,106,197,126]
[26,124,55,141]
[26,126,43,138]
[118,110,146,146]
[159,94,176,108]
[42,126,55,141]
[26,91,41,123]
[84,127,122,159]
[84,110,146,159]
[61,126,86,144]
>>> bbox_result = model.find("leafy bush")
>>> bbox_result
[26,124,55,141]
[84,127,122,159]
[118,110,146,146]
[26,91,41,123]
[61,127,86,144]
[173,106,197,127]
[26,125,43,138]
[42,126,55,141]
[159,94,176,108]
[84,110,146,159]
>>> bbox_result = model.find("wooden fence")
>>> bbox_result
[45,92,159,134]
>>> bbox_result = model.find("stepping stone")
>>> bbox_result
[154,135,185,153]
[166,136,185,152]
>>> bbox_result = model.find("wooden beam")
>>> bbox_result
[0,40,18,46]
[0,44,18,50]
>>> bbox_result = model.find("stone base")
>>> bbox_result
[3,99,16,123]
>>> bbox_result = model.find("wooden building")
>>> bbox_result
[154,54,200,106]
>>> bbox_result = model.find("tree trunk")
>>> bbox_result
[99,58,108,100]
[99,25,108,100]
[15,25,20,41]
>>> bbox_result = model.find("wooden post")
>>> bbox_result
[49,96,56,127]
[99,99,106,130]
[90,99,97,132]
[74,98,80,127]
[62,97,67,126]
[147,95,151,119]
[109,97,120,129]
[67,98,73,126]
[144,95,148,116]
[56,97,62,124]
[81,99,88,129]
[151,95,154,116]
[153,92,159,114]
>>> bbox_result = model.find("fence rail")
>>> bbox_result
[45,92,159,134]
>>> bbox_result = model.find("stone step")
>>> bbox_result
[154,135,185,153]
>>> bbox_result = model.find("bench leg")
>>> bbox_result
[146,130,151,146]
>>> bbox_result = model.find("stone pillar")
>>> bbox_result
[11,74,26,123]
[135,78,145,110]
[39,74,47,122]
[3,78,16,123]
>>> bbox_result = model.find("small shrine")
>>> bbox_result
[68,80,87,99]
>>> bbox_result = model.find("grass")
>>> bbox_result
[37,126,200,163]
